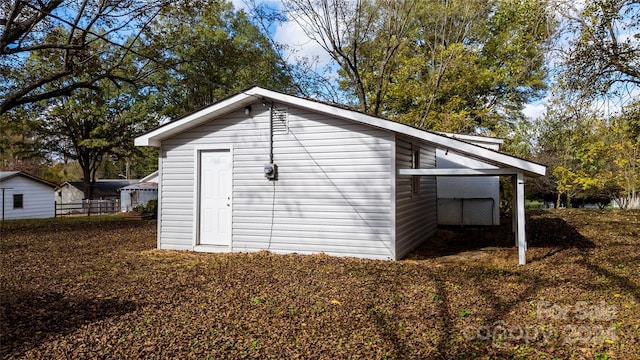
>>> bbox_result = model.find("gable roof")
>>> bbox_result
[58,180,139,197]
[135,87,546,177]
[120,182,158,191]
[0,171,57,188]
[139,171,158,183]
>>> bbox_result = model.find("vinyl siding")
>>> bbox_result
[56,184,84,204]
[1,176,54,219]
[159,103,394,259]
[395,136,438,259]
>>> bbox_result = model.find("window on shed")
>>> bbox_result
[272,107,288,134]
[411,145,421,197]
[13,194,23,209]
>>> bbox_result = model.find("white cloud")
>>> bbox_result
[273,20,334,67]
[523,99,549,120]
[229,0,335,70]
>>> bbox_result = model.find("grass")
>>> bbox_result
[1,210,639,359]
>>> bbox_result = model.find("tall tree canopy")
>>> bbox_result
[556,0,640,101]
[1,0,294,189]
[142,0,294,117]
[0,0,170,115]
[284,0,555,134]
[282,0,416,116]
[534,95,640,208]
[34,77,156,198]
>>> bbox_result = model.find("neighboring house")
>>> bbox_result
[120,171,158,212]
[139,171,158,183]
[135,87,545,264]
[55,179,138,203]
[0,171,57,220]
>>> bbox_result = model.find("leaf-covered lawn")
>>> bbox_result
[1,210,639,359]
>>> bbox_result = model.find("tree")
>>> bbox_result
[386,0,553,133]
[283,0,416,115]
[0,107,52,177]
[556,0,639,100]
[284,0,554,134]
[34,80,156,199]
[142,0,294,116]
[607,102,640,208]
[0,0,169,115]
[534,95,640,209]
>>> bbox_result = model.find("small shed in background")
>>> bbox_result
[120,171,158,212]
[55,180,138,203]
[55,179,137,215]
[0,171,57,220]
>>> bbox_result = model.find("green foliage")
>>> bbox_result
[0,0,166,115]
[560,0,640,99]
[144,200,158,218]
[142,1,294,116]
[534,98,640,208]
[31,72,158,197]
[288,0,554,134]
[459,308,471,318]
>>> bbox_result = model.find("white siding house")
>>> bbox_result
[55,180,137,203]
[136,87,546,264]
[0,171,56,220]
[120,172,158,212]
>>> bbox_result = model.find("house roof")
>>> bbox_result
[120,182,158,191]
[139,171,158,183]
[58,180,139,197]
[0,171,57,188]
[135,87,546,177]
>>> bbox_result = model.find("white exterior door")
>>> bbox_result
[198,150,232,246]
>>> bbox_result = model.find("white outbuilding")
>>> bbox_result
[120,171,158,212]
[135,87,545,264]
[0,171,57,220]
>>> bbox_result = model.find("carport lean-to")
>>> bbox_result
[399,167,532,265]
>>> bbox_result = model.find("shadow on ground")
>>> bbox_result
[0,290,138,356]
[406,211,595,260]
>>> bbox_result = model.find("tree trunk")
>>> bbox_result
[82,166,93,200]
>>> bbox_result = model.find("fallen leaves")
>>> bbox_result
[0,210,639,359]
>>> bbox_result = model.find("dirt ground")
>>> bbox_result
[1,209,638,359]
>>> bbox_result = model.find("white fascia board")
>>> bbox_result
[436,132,504,146]
[399,168,520,176]
[247,88,545,176]
[134,92,256,147]
[139,170,159,183]
[135,86,545,176]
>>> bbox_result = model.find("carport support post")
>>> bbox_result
[512,177,517,238]
[513,171,526,265]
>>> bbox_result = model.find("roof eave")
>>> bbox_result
[135,92,258,147]
[135,86,546,176]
